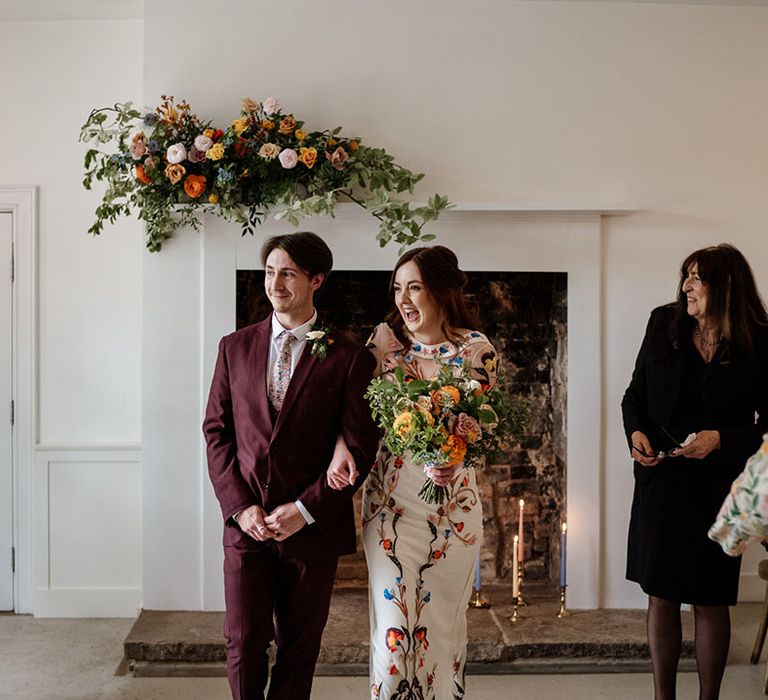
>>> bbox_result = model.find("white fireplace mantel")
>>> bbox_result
[141,205,636,611]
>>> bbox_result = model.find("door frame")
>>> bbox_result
[0,186,36,614]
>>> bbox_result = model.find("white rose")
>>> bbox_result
[166,143,187,164]
[278,148,298,169]
[306,330,326,340]
[263,96,280,116]
[467,379,482,392]
[193,135,213,152]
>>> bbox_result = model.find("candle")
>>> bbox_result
[518,498,525,564]
[475,556,482,591]
[560,522,567,587]
[512,535,519,598]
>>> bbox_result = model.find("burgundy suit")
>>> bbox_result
[203,315,379,700]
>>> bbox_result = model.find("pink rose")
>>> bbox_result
[166,143,187,164]
[327,146,348,170]
[193,135,213,152]
[454,413,482,444]
[262,96,280,116]
[188,146,206,163]
[129,140,147,160]
[278,148,298,169]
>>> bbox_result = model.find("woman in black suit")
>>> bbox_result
[622,243,768,700]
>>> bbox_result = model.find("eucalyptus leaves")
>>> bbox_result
[79,96,451,252]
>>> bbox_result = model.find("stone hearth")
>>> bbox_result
[123,584,695,677]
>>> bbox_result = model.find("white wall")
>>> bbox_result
[141,0,768,610]
[0,18,144,615]
[3,0,768,615]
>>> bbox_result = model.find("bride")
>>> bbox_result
[328,245,498,698]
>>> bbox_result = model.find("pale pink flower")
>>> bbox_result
[258,143,280,160]
[278,148,298,169]
[129,140,147,160]
[166,143,187,164]
[188,146,206,164]
[193,135,213,152]
[327,146,349,170]
[262,96,280,116]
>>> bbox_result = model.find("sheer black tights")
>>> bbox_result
[647,596,730,700]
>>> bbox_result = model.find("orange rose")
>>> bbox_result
[183,174,206,199]
[164,163,186,185]
[349,140,359,152]
[295,129,307,141]
[440,434,467,466]
[431,385,461,410]
[278,115,297,135]
[261,119,275,131]
[135,164,152,185]
[298,147,318,169]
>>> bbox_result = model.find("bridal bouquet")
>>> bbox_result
[79,95,450,252]
[365,363,519,504]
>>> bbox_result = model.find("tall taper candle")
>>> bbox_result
[518,499,525,563]
[560,522,567,587]
[475,556,482,591]
[512,535,519,598]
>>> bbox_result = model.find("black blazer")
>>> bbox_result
[622,304,768,469]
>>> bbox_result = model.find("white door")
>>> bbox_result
[0,212,13,610]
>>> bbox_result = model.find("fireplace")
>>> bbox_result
[142,205,613,610]
[236,269,567,586]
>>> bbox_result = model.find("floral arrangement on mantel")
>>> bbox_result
[79,96,452,252]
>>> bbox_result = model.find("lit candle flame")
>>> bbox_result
[562,522,567,533]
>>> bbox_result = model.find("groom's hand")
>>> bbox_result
[235,505,275,542]
[264,503,306,542]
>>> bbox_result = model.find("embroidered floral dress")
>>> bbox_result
[362,323,498,700]
[709,435,768,556]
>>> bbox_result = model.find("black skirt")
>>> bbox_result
[626,455,742,605]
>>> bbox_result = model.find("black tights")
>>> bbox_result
[647,596,731,700]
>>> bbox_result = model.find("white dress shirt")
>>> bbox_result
[269,311,317,525]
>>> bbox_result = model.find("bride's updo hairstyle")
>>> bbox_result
[386,245,480,349]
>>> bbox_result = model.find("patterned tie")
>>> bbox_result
[269,330,296,411]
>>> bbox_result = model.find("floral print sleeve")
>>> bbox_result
[365,323,399,378]
[709,436,768,556]
[465,338,499,389]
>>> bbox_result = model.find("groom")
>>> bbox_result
[203,231,379,700]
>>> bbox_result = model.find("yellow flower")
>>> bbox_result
[295,129,307,142]
[203,128,214,138]
[278,115,297,135]
[298,147,318,169]
[261,119,275,131]
[349,140,359,152]
[206,143,225,161]
[393,411,415,438]
[208,193,220,204]
[164,163,186,185]
[327,137,337,147]
[232,118,249,137]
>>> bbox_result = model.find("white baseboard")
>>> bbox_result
[33,588,141,618]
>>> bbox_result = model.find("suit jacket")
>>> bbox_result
[203,315,381,559]
[622,304,768,469]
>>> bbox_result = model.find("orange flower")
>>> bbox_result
[164,163,186,185]
[349,140,359,152]
[135,164,152,185]
[433,549,444,560]
[208,193,220,204]
[440,434,467,466]
[295,129,307,141]
[278,115,297,135]
[298,147,318,169]
[431,385,461,410]
[184,174,206,199]
[261,119,275,131]
[381,539,392,551]
[385,628,405,652]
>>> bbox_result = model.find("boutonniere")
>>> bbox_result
[306,326,334,361]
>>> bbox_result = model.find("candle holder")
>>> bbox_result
[516,567,527,607]
[468,586,491,609]
[510,595,520,622]
[557,585,570,618]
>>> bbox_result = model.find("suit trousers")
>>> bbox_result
[223,542,339,700]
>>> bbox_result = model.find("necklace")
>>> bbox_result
[694,326,720,351]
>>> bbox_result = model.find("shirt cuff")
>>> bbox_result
[295,499,315,525]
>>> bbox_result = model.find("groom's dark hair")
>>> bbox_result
[261,231,333,292]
